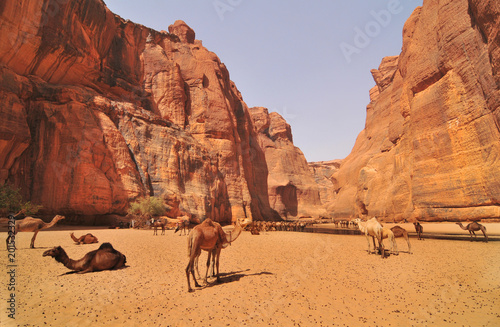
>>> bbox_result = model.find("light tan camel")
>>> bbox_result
[456,222,488,242]
[70,232,99,244]
[390,225,412,254]
[413,222,424,240]
[152,219,166,236]
[6,214,65,249]
[353,217,385,258]
[43,242,126,274]
[186,218,249,292]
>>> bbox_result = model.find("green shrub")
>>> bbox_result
[0,184,42,216]
[128,196,165,225]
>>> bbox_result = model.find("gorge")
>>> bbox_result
[0,0,499,223]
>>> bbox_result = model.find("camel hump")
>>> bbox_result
[201,218,215,227]
[98,242,115,251]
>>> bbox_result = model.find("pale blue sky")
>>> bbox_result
[104,0,423,162]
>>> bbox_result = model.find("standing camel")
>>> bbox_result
[353,217,385,258]
[175,216,197,236]
[152,219,166,235]
[390,225,412,254]
[186,218,249,292]
[456,222,488,242]
[6,214,65,249]
[413,222,424,240]
[381,227,398,255]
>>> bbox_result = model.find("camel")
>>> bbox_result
[390,225,412,254]
[43,242,126,274]
[6,214,65,249]
[151,219,165,236]
[186,218,249,292]
[70,232,98,245]
[456,222,488,242]
[413,222,424,240]
[174,219,192,236]
[353,217,385,258]
[381,227,398,255]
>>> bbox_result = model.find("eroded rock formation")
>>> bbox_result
[330,0,500,222]
[0,0,283,223]
[250,107,326,219]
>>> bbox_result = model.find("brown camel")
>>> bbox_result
[43,242,126,274]
[6,214,65,249]
[456,222,488,242]
[152,219,166,236]
[70,232,99,244]
[390,226,412,254]
[175,216,198,236]
[186,218,249,292]
[413,222,424,240]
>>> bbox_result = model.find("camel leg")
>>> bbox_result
[378,237,385,258]
[372,236,378,254]
[392,236,399,255]
[406,236,412,254]
[481,228,488,242]
[214,247,222,283]
[365,235,372,254]
[30,231,39,248]
[186,254,201,292]
[204,251,212,283]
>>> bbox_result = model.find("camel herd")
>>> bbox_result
[2,210,490,291]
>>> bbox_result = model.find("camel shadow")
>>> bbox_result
[58,265,130,276]
[200,269,273,289]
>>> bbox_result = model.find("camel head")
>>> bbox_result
[239,218,251,229]
[54,215,66,222]
[43,246,63,257]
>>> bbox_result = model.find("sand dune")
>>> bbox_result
[2,226,500,326]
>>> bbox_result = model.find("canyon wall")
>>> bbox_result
[0,0,291,222]
[329,0,500,222]
[250,107,326,219]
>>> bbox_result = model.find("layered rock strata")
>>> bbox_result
[250,107,326,219]
[0,0,285,222]
[330,0,500,222]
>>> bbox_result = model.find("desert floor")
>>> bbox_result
[1,223,500,327]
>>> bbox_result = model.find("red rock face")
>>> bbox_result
[330,0,500,222]
[250,107,326,220]
[0,0,285,222]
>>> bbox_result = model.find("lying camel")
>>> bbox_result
[70,232,98,244]
[353,217,385,258]
[43,242,126,274]
[390,225,412,254]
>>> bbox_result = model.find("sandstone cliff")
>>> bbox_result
[0,0,286,222]
[249,107,326,219]
[330,0,500,222]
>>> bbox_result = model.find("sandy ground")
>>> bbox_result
[1,225,500,327]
